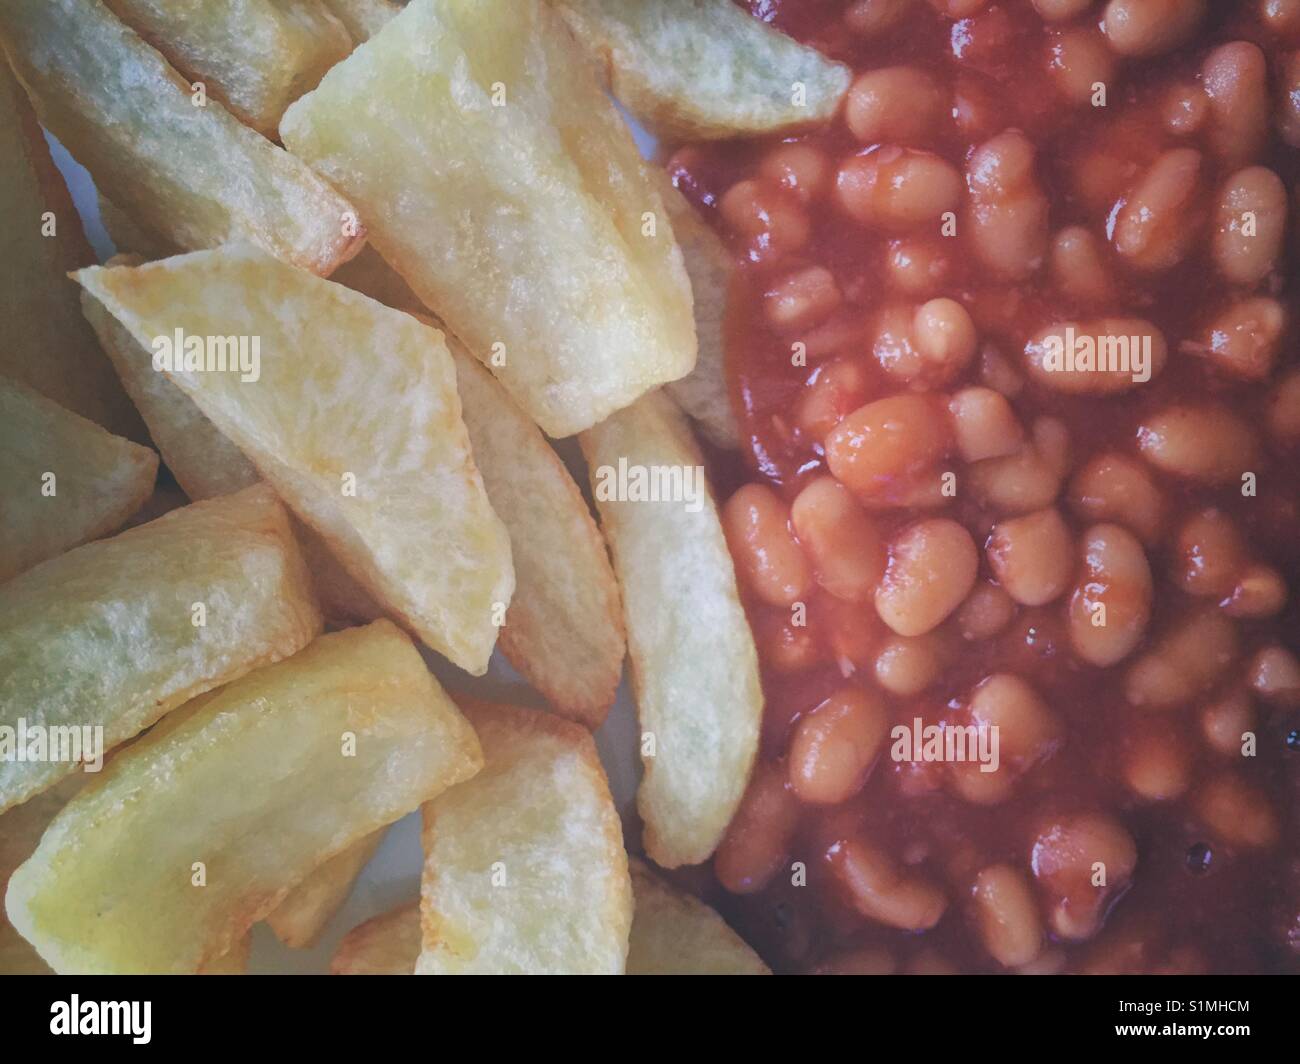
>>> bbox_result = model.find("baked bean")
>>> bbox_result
[885,236,953,295]
[722,483,813,607]
[1030,813,1137,941]
[875,518,979,636]
[1137,403,1260,484]
[1101,0,1206,57]
[980,343,1025,397]
[820,595,884,671]
[1268,368,1300,443]
[1125,608,1239,708]
[1247,645,1300,707]
[829,837,948,930]
[929,0,988,14]
[1195,773,1281,848]
[844,0,915,38]
[1199,689,1255,756]
[764,266,843,332]
[949,673,1064,804]
[1224,563,1288,618]
[719,178,810,259]
[796,358,872,443]
[956,581,1016,640]
[1162,81,1209,135]
[788,687,889,805]
[874,632,944,694]
[1068,452,1165,544]
[1212,167,1287,286]
[1067,523,1154,667]
[755,608,825,674]
[903,948,960,974]
[825,395,951,499]
[1279,51,1300,147]
[966,131,1051,279]
[1048,27,1116,106]
[1032,0,1095,22]
[836,147,963,230]
[1025,317,1167,394]
[809,946,897,975]
[1262,0,1300,38]
[1201,42,1270,167]
[759,142,831,206]
[1112,148,1205,270]
[1122,723,1193,800]
[948,386,1024,463]
[914,298,977,375]
[714,763,801,894]
[987,508,1074,606]
[968,419,1069,514]
[791,476,885,602]
[1171,508,1248,599]
[971,864,1044,968]
[846,67,945,145]
[1050,226,1115,305]
[1195,296,1285,381]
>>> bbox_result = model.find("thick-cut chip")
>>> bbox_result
[0,377,158,583]
[280,0,697,437]
[321,0,402,41]
[0,0,365,274]
[452,346,625,726]
[0,483,323,813]
[266,829,385,949]
[98,195,175,261]
[416,700,632,975]
[554,0,851,142]
[75,246,514,675]
[331,902,419,975]
[657,175,742,450]
[627,858,769,975]
[0,59,141,437]
[6,621,484,975]
[199,935,251,976]
[580,392,761,867]
[101,0,351,137]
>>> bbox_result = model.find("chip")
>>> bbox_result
[321,0,402,42]
[266,829,385,949]
[331,902,419,976]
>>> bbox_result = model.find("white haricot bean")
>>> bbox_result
[1067,523,1153,667]
[969,418,1069,514]
[1125,608,1239,709]
[1213,167,1286,286]
[836,146,963,229]
[1101,0,1206,57]
[1247,645,1300,707]
[1195,773,1281,848]
[1032,0,1093,20]
[875,518,979,637]
[948,673,1063,805]
[1269,368,1300,444]
[1170,509,1247,599]
[1050,226,1115,305]
[846,67,946,145]
[971,864,1044,968]
[1194,296,1285,382]
[1068,452,1165,545]
[966,131,1051,279]
[1048,27,1116,106]
[987,508,1074,606]
[874,633,945,695]
[1137,404,1260,484]
[831,838,948,931]
[1201,42,1270,167]
[1111,148,1205,271]
[1024,318,1166,394]
[1030,812,1137,941]
[948,387,1024,463]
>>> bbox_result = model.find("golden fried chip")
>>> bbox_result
[627,858,769,975]
[417,700,631,975]
[0,377,158,583]
[280,0,697,437]
[580,392,761,867]
[0,483,323,813]
[76,246,514,675]
[555,0,851,141]
[6,621,483,974]
[0,59,141,437]
[321,0,402,41]
[266,830,385,949]
[101,0,351,138]
[331,902,419,975]
[0,0,364,274]
[452,346,625,726]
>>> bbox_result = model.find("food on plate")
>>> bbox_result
[266,830,385,949]
[580,392,762,868]
[279,0,697,437]
[416,700,631,975]
[331,902,420,976]
[0,0,365,274]
[0,483,322,813]
[321,0,402,42]
[0,59,140,438]
[75,245,514,675]
[100,0,352,137]
[5,621,483,974]
[553,0,851,141]
[0,377,157,583]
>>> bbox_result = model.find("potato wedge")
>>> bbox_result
[266,829,385,949]
[580,392,761,867]
[75,246,514,675]
[627,858,769,975]
[0,483,323,813]
[657,175,742,450]
[331,902,419,975]
[0,0,364,274]
[6,621,483,974]
[452,346,625,726]
[554,0,851,141]
[417,700,631,975]
[280,0,697,437]
[0,59,141,437]
[321,0,402,42]
[101,0,351,138]
[0,377,158,583]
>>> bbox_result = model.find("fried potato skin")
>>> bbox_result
[580,392,762,867]
[0,483,323,813]
[0,60,142,438]
[0,377,158,583]
[331,901,419,975]
[6,621,483,974]
[0,0,364,274]
[555,0,851,141]
[266,829,385,949]
[280,0,697,437]
[417,699,632,975]
[76,246,514,675]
